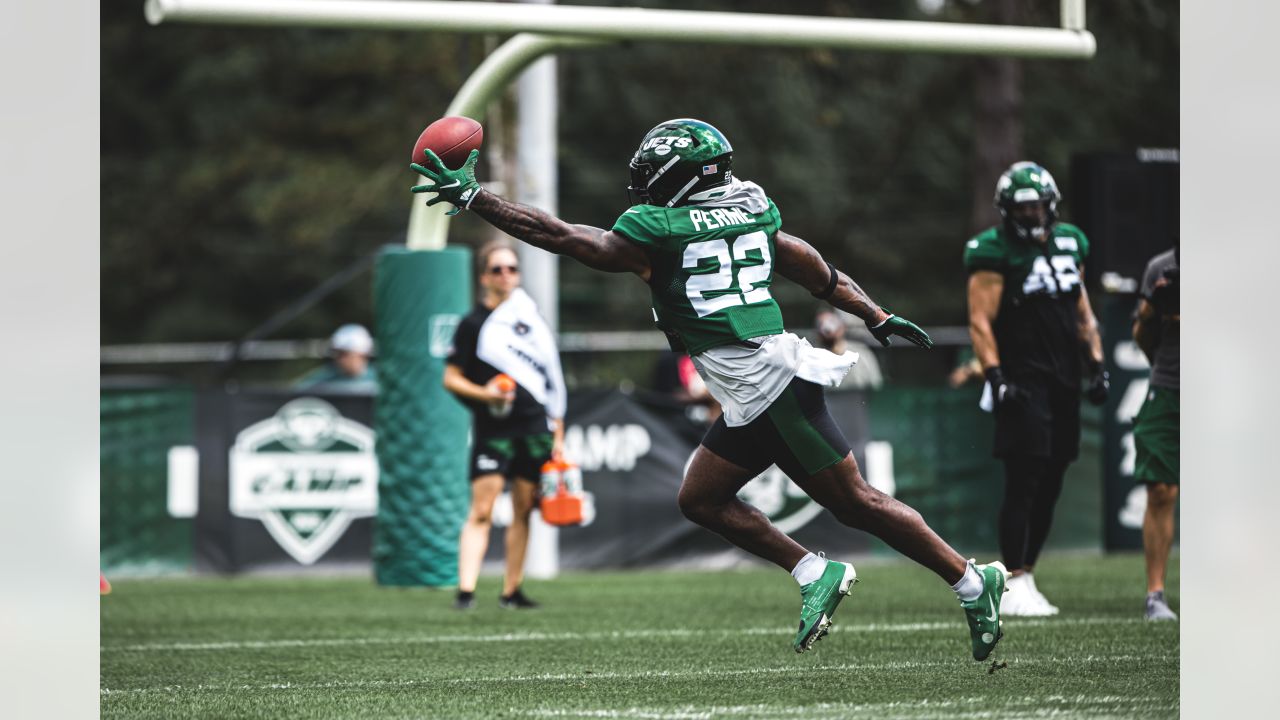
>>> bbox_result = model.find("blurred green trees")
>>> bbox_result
[103,1,1176,351]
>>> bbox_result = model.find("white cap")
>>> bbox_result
[330,324,374,355]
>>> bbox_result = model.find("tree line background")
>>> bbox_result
[102,0,1177,384]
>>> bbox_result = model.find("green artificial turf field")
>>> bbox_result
[101,552,1178,718]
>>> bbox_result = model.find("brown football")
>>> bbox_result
[412,116,483,170]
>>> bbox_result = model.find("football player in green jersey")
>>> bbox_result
[965,162,1108,617]
[413,118,1008,660]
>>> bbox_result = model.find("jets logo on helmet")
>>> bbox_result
[628,119,734,208]
[994,161,1062,242]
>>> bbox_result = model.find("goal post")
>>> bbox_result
[146,0,1096,586]
[146,0,1094,59]
[147,0,1095,253]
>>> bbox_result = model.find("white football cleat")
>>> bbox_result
[1002,573,1055,617]
[1023,573,1060,616]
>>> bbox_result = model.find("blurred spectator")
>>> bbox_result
[294,324,378,392]
[1132,246,1180,621]
[653,351,721,425]
[947,351,984,389]
[813,310,882,391]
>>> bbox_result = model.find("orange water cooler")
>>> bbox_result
[539,459,585,526]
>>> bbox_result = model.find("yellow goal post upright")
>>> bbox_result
[145,0,1095,586]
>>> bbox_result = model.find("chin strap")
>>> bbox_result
[812,261,839,300]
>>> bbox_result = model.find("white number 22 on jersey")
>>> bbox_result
[683,232,773,317]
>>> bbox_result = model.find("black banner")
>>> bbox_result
[191,386,875,573]
[194,389,378,572]
[1099,294,1151,551]
[550,388,874,569]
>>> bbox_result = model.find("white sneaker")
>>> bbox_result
[1023,573,1060,616]
[1002,573,1055,617]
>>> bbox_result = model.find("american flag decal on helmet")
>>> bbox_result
[701,163,718,175]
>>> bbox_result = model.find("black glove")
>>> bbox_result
[1085,360,1109,406]
[984,366,1023,410]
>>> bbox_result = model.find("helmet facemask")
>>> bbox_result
[1003,198,1057,242]
[994,162,1062,243]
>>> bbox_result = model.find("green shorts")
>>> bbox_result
[470,432,554,482]
[701,378,851,478]
[1133,386,1179,485]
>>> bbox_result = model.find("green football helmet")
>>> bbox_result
[628,118,734,207]
[994,161,1061,241]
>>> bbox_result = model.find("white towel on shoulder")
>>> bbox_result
[476,288,566,419]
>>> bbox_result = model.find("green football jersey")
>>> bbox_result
[963,222,1091,384]
[612,201,785,355]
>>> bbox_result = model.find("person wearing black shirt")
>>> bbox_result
[444,242,565,610]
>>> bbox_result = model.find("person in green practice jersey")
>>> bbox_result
[412,118,1008,661]
[965,162,1108,617]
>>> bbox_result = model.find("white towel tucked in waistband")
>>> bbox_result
[691,333,858,427]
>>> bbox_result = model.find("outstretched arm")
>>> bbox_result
[774,231,887,324]
[469,192,650,280]
[411,149,650,280]
[774,230,931,348]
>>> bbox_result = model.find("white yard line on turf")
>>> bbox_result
[520,695,1178,720]
[102,616,1146,653]
[100,653,1174,696]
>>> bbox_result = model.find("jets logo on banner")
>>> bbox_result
[680,453,825,535]
[736,466,826,534]
[229,398,378,565]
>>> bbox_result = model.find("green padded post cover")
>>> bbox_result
[100,386,195,573]
[373,246,473,586]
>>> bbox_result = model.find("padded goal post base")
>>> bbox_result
[372,246,472,586]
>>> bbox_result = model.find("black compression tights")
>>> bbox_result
[999,455,1070,571]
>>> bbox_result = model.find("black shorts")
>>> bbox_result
[701,378,852,479]
[993,379,1080,461]
[470,432,554,482]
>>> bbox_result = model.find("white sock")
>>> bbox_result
[952,562,983,601]
[791,552,827,586]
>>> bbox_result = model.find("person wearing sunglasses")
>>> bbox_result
[443,240,566,610]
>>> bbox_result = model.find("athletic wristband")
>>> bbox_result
[812,261,839,300]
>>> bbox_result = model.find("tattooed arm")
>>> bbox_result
[410,148,649,279]
[469,192,651,281]
[774,231,932,348]
[773,230,890,325]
